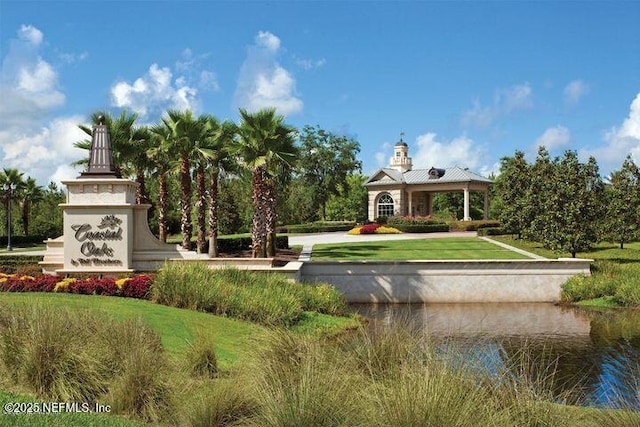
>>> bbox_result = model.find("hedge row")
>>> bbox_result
[449,220,502,231]
[477,227,507,236]
[393,224,451,233]
[386,216,445,227]
[213,235,289,253]
[280,223,355,234]
[0,235,48,245]
[0,256,43,274]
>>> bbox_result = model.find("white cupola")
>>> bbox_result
[389,132,412,173]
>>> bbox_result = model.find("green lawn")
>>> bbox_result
[311,237,530,260]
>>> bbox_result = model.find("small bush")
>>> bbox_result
[360,223,381,234]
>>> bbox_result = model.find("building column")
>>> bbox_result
[463,187,471,221]
[483,188,490,220]
[408,190,413,216]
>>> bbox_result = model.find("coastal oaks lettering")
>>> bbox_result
[69,215,124,267]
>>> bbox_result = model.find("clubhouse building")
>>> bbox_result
[364,137,493,221]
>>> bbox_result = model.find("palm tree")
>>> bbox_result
[0,168,25,238]
[235,108,297,258]
[148,124,174,242]
[157,109,207,250]
[191,114,217,254]
[19,177,44,235]
[207,120,238,257]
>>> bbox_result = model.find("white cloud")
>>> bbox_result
[461,82,533,128]
[110,63,199,117]
[581,91,640,171]
[564,80,589,105]
[0,25,83,185]
[295,57,326,70]
[413,132,488,171]
[18,24,43,46]
[256,31,281,52]
[233,31,303,115]
[374,152,387,167]
[534,125,572,151]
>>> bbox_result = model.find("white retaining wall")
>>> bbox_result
[299,259,592,303]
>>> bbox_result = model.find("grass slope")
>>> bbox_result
[0,292,258,368]
[312,237,530,260]
[0,292,357,366]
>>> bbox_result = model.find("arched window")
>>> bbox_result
[377,193,395,218]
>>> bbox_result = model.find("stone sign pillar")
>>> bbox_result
[61,179,138,273]
[41,115,203,275]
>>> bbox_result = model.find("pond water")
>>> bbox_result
[349,303,640,410]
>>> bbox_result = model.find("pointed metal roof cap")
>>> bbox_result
[79,115,120,178]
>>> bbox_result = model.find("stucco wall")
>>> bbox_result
[300,259,591,303]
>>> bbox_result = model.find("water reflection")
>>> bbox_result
[350,303,640,410]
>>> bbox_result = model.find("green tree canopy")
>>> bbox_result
[297,125,362,220]
[603,155,640,249]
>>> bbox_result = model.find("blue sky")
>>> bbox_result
[1,0,639,186]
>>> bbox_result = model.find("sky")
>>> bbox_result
[1,0,639,186]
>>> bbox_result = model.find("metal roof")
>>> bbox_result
[365,166,493,187]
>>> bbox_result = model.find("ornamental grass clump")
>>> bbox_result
[0,303,172,423]
[152,263,346,326]
[185,331,218,379]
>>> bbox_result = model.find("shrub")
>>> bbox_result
[120,275,153,299]
[360,223,381,234]
[374,226,402,234]
[375,216,388,225]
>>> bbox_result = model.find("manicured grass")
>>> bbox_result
[311,237,530,260]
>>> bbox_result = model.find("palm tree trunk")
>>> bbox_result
[180,154,193,250]
[265,177,277,257]
[251,166,267,258]
[22,201,29,235]
[195,164,207,254]
[158,172,168,242]
[208,168,219,257]
[135,167,150,205]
